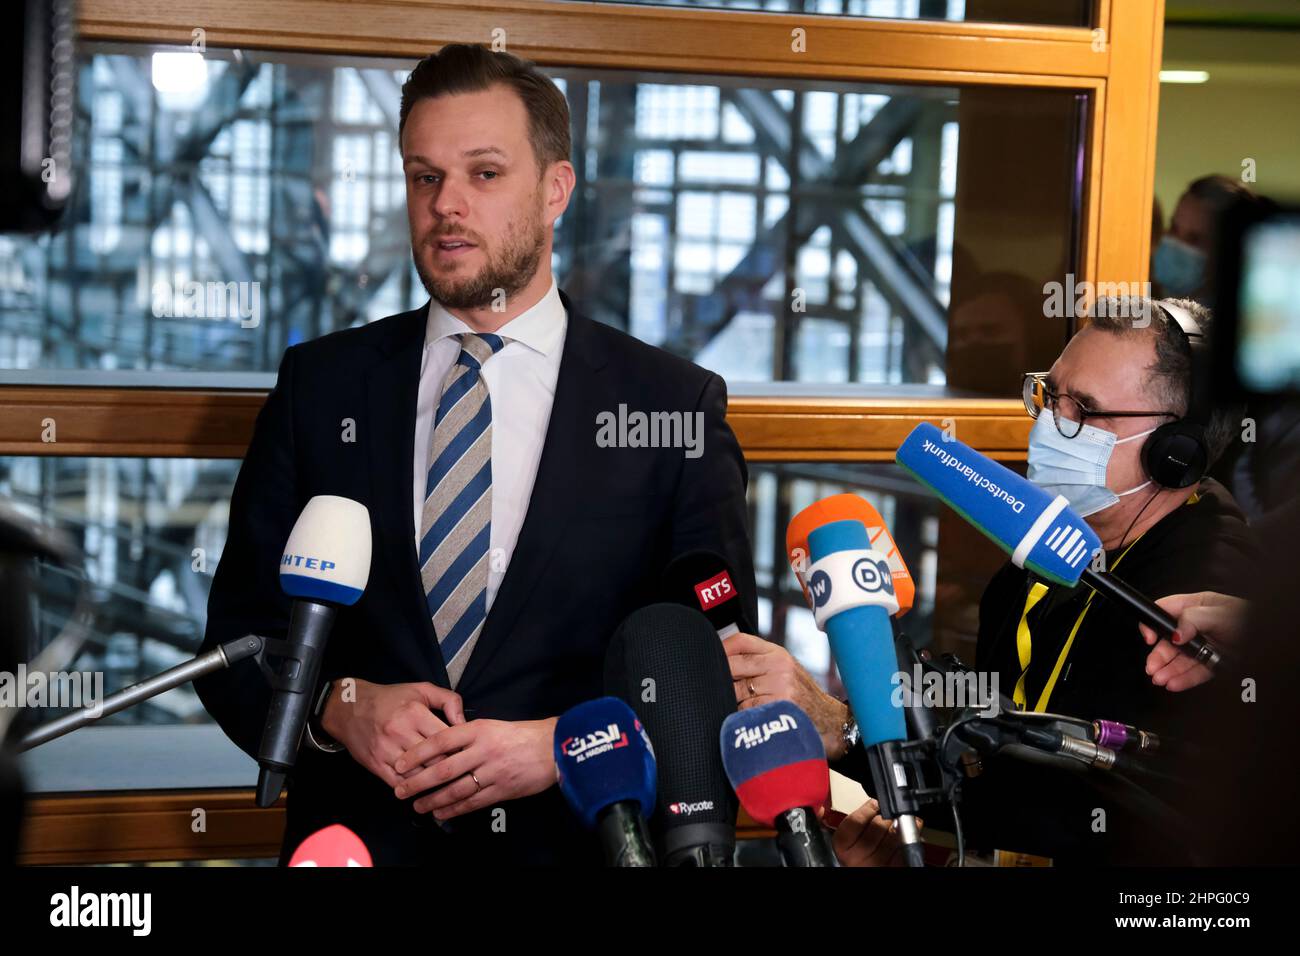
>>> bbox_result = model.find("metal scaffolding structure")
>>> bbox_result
[0,43,957,719]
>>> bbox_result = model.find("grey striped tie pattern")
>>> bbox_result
[418,332,507,687]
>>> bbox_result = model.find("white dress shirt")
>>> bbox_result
[412,276,567,616]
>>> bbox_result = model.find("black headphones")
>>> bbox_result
[1140,299,1211,489]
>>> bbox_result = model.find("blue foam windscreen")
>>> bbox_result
[807,519,907,748]
[720,701,828,826]
[895,422,1101,585]
[555,696,656,830]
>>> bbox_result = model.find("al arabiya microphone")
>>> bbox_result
[895,422,1220,669]
[256,495,372,808]
[288,824,373,867]
[806,517,926,867]
[604,603,739,866]
[660,549,754,639]
[555,697,658,867]
[720,700,834,867]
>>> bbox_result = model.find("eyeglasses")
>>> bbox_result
[1021,372,1179,439]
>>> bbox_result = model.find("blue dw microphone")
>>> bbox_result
[555,697,657,867]
[807,518,925,866]
[895,422,1220,669]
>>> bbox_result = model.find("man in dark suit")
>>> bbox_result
[195,43,756,866]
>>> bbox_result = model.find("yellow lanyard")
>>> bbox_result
[1011,533,1147,713]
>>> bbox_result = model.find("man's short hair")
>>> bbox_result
[1088,295,1237,467]
[399,44,571,178]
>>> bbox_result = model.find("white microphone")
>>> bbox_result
[256,496,371,807]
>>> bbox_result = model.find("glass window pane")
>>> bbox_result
[2,456,236,732]
[1,44,1084,396]
[557,0,1092,27]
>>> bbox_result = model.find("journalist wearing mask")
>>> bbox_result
[725,295,1256,865]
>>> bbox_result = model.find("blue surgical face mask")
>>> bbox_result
[1026,414,1157,517]
[1152,235,1207,298]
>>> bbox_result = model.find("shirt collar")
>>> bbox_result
[424,275,564,357]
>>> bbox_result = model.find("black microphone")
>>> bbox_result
[660,549,754,639]
[1079,567,1220,668]
[604,603,738,866]
[256,496,372,808]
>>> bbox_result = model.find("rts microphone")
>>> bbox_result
[288,824,373,867]
[788,494,915,616]
[895,422,1220,670]
[721,700,834,867]
[806,517,925,866]
[256,496,371,808]
[605,604,738,866]
[660,549,754,639]
[555,697,658,867]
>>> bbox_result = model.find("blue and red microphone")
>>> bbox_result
[720,700,834,867]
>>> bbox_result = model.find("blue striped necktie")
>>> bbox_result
[419,332,508,687]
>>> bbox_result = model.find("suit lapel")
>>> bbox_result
[456,290,608,693]
[364,304,451,685]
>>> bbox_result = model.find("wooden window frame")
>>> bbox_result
[9,0,1167,863]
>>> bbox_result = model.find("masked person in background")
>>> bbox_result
[1153,178,1300,525]
[728,296,1256,865]
[1152,175,1258,304]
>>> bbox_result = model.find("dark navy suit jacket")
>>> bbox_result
[195,288,757,866]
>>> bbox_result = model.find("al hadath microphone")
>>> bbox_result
[555,696,658,867]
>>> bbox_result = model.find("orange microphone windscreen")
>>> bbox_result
[785,493,915,616]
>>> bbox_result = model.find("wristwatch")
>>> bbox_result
[305,679,345,753]
[839,701,861,756]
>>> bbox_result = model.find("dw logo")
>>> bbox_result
[809,570,832,608]
[851,557,894,595]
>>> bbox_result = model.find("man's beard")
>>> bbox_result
[412,203,547,311]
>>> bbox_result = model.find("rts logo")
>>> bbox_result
[668,800,714,816]
[694,571,736,609]
[851,557,893,595]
